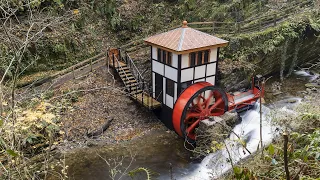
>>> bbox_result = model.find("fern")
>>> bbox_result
[128,167,156,180]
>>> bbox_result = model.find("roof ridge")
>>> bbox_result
[177,28,186,51]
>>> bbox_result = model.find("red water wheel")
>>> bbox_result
[172,82,228,143]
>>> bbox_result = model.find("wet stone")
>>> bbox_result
[194,112,239,157]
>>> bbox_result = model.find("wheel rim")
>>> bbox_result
[172,82,228,142]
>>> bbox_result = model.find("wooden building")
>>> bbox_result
[144,21,228,129]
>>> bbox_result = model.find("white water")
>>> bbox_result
[156,69,317,180]
[293,70,319,82]
[177,97,302,180]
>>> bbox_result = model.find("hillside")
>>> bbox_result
[0,0,319,179]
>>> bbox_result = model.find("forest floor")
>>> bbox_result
[48,66,164,150]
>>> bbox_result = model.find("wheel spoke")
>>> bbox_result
[209,98,223,112]
[185,112,201,122]
[196,94,205,109]
[203,91,214,109]
[186,119,201,134]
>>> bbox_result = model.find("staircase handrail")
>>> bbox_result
[124,52,151,92]
[108,51,135,93]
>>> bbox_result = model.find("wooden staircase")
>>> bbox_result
[107,48,161,109]
[117,65,143,96]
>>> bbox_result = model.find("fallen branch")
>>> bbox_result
[87,118,114,138]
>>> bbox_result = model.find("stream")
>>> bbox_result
[62,70,318,180]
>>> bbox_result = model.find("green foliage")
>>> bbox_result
[128,167,156,180]
[233,166,256,180]
[6,149,19,157]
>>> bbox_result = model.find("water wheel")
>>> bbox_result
[172,82,228,143]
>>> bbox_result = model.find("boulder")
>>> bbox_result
[194,112,240,157]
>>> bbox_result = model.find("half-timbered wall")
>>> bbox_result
[151,46,178,109]
[180,48,218,86]
[151,46,219,109]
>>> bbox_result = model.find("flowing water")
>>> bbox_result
[63,70,317,180]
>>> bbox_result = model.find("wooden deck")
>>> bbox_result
[107,58,126,68]
[133,93,162,109]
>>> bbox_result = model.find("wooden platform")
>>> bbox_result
[108,58,126,68]
[133,93,162,109]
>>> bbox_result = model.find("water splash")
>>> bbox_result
[179,97,301,180]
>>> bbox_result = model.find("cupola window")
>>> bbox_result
[189,50,210,67]
[157,48,172,65]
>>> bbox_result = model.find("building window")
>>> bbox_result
[157,49,162,62]
[189,50,210,67]
[181,81,192,93]
[166,79,174,97]
[157,48,172,65]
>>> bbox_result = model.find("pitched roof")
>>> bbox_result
[144,24,228,53]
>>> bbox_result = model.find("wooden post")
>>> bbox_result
[112,53,115,69]
[106,51,110,65]
[142,82,145,105]
[212,21,215,34]
[125,53,128,64]
[147,90,150,108]
[273,14,277,26]
[90,59,93,72]
[118,48,121,62]
[72,67,75,79]
[283,131,290,180]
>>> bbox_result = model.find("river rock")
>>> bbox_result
[305,83,320,88]
[220,111,239,126]
[194,112,239,157]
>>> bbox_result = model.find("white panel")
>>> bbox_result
[152,46,157,60]
[181,54,189,69]
[163,77,166,104]
[174,83,177,103]
[210,48,218,62]
[172,53,178,68]
[152,60,164,76]
[194,65,206,79]
[206,63,216,76]
[166,94,174,109]
[206,76,215,86]
[181,68,194,82]
[165,65,177,82]
[152,72,155,98]
[194,78,205,83]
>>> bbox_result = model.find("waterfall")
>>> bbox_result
[177,97,302,180]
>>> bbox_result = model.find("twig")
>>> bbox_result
[224,140,234,169]
[292,164,305,180]
[212,118,252,154]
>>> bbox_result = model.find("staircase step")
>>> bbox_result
[122,77,135,82]
[119,70,131,75]
[127,82,139,87]
[117,66,129,71]
[130,90,143,95]
[127,86,140,91]
[124,79,138,84]
[120,73,134,78]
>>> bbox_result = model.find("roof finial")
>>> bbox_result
[182,20,188,28]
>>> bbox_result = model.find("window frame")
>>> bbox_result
[166,78,174,97]
[157,48,173,66]
[189,50,210,67]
